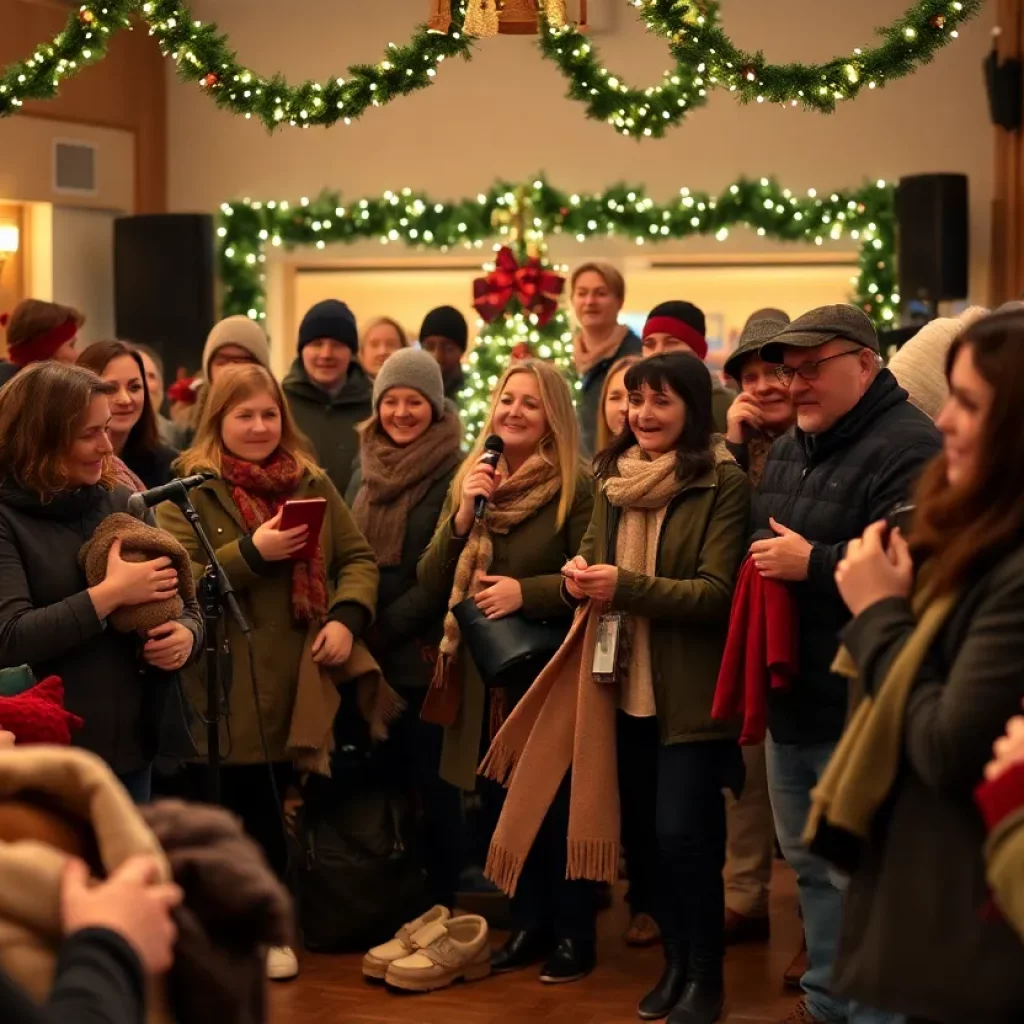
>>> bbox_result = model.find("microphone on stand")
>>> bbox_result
[475,434,505,521]
[126,474,213,518]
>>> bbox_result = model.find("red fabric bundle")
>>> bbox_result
[712,557,798,744]
[0,676,83,746]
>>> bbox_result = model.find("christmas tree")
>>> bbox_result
[459,188,576,446]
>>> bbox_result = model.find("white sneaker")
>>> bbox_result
[267,945,299,981]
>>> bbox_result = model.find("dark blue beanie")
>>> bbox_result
[298,299,358,354]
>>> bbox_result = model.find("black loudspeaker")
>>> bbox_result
[896,175,969,311]
[114,214,215,377]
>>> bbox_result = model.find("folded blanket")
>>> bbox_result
[0,676,82,746]
[79,512,195,636]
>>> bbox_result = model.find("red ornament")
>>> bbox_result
[202,73,219,88]
[930,14,946,29]
[510,342,532,361]
[79,8,95,24]
[742,65,757,84]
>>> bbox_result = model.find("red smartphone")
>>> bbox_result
[278,498,327,561]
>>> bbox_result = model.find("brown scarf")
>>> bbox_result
[221,450,328,624]
[480,442,733,896]
[573,324,629,376]
[746,431,775,488]
[351,412,462,567]
[421,452,561,726]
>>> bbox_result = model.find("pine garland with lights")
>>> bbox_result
[218,176,899,333]
[1,1,982,135]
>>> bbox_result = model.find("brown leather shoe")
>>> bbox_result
[783,935,808,991]
[775,998,826,1023]
[724,907,770,945]
[624,912,661,947]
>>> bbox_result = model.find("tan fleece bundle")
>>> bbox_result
[79,512,195,635]
[0,746,173,1022]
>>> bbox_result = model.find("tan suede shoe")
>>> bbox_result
[361,905,451,980]
[384,914,492,993]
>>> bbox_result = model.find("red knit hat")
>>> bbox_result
[0,676,83,745]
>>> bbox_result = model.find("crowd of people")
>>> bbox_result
[0,260,1023,1024]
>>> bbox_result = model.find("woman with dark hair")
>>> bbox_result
[77,342,178,489]
[821,308,1024,1023]
[485,353,749,1023]
[0,363,201,802]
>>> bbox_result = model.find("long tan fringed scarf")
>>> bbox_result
[351,411,462,567]
[803,565,957,866]
[573,324,629,376]
[421,452,561,727]
[481,445,731,896]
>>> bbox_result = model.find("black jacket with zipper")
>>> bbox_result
[751,369,941,745]
[0,481,202,774]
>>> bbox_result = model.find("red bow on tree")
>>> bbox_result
[472,247,566,327]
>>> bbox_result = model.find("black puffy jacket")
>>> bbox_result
[752,369,941,744]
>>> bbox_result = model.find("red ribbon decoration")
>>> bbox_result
[472,246,566,327]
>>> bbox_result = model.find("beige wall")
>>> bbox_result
[167,0,996,305]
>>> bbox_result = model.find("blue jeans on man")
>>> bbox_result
[765,736,904,1024]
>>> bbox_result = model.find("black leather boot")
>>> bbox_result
[491,930,551,974]
[638,941,688,1020]
[666,970,724,1024]
[538,937,596,984]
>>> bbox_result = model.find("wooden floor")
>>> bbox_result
[269,864,802,1024]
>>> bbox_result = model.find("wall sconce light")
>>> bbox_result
[0,224,19,280]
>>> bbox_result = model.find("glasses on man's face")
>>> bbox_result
[774,348,863,386]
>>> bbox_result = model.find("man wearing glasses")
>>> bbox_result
[747,305,940,1024]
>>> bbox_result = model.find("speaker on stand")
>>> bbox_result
[114,214,216,379]
[895,174,969,324]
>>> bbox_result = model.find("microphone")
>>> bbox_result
[126,474,212,519]
[474,434,505,521]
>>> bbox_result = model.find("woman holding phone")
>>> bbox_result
[418,360,596,984]
[157,363,378,982]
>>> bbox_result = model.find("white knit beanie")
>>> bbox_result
[202,315,271,380]
[888,306,988,421]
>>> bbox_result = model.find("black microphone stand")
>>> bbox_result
[166,481,250,805]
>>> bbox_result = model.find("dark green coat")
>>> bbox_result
[417,469,595,790]
[283,359,372,497]
[577,459,750,745]
[156,471,379,764]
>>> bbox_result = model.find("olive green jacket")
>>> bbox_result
[417,469,595,790]
[578,459,750,745]
[156,472,379,764]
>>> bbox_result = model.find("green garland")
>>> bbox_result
[218,175,898,330]
[0,1,982,137]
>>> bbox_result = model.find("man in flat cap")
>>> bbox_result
[747,304,940,1024]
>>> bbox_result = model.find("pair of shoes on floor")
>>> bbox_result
[362,905,491,993]
[723,908,770,945]
[638,943,723,1024]
[492,929,596,984]
[783,934,808,991]
[625,912,662,947]
[776,998,827,1023]
[267,945,299,981]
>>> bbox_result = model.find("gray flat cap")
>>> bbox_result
[723,317,790,380]
[761,304,879,363]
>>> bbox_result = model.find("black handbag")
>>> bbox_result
[453,596,570,690]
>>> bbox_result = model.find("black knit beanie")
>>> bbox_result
[298,299,358,354]
[419,306,468,353]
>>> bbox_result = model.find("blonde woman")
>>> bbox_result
[595,354,641,461]
[359,316,408,378]
[157,364,379,982]
[418,360,596,984]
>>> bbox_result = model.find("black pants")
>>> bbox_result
[184,762,292,881]
[617,712,660,917]
[387,687,464,909]
[656,740,743,978]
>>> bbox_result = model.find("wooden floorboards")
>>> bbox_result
[269,864,802,1023]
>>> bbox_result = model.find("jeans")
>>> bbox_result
[617,712,660,917]
[656,739,743,978]
[765,735,904,1024]
[117,764,153,804]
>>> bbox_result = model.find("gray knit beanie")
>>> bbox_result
[202,316,271,380]
[372,347,446,420]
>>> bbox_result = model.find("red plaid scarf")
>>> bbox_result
[220,450,328,624]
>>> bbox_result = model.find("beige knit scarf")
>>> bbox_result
[480,442,733,897]
[573,324,629,376]
[422,452,561,726]
[351,411,462,567]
